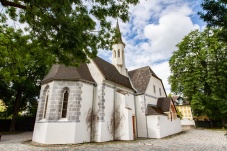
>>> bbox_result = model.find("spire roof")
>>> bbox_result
[115,20,125,46]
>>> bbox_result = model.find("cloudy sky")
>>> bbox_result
[98,0,206,94]
[1,0,206,94]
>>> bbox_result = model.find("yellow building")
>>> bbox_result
[176,105,193,120]
[172,96,195,129]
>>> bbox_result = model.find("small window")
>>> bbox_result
[118,49,120,57]
[159,88,161,96]
[43,90,49,118]
[153,85,156,93]
[62,90,69,118]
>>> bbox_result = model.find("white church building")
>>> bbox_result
[32,22,182,144]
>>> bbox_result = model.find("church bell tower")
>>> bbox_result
[112,21,127,77]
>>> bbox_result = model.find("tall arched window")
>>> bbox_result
[118,49,120,57]
[62,90,69,118]
[43,90,49,119]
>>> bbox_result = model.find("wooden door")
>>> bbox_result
[132,116,136,139]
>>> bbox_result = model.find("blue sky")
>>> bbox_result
[98,0,206,94]
[0,0,206,94]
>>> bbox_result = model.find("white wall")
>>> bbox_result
[181,119,195,126]
[33,81,94,144]
[87,60,104,84]
[145,76,166,105]
[147,115,182,138]
[135,95,147,138]
[96,84,114,142]
[158,116,182,138]
[74,82,94,143]
[93,81,135,142]
[146,116,160,138]
[32,122,48,144]
[115,91,135,140]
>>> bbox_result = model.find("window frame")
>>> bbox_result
[43,90,49,119]
[61,90,69,119]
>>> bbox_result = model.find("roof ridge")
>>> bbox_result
[128,66,150,72]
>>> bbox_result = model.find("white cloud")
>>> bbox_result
[97,0,203,94]
[143,4,199,59]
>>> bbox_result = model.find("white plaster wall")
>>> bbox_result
[112,43,127,76]
[32,122,48,144]
[145,76,166,105]
[45,123,76,144]
[33,81,94,144]
[115,92,134,140]
[87,60,104,84]
[159,116,182,138]
[92,84,101,142]
[98,84,114,142]
[146,116,160,138]
[181,119,195,126]
[144,96,157,106]
[147,115,182,138]
[94,82,135,142]
[33,82,54,143]
[112,43,125,66]
[125,93,135,113]
[135,95,147,138]
[74,82,94,143]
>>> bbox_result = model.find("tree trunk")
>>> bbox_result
[9,89,22,132]
[222,118,226,128]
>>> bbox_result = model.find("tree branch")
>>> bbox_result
[0,0,26,9]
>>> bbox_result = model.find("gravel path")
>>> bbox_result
[0,129,226,151]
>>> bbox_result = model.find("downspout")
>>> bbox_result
[144,95,149,138]
[90,83,96,142]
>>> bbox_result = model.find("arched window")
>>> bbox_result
[43,90,49,119]
[118,49,120,57]
[62,90,69,118]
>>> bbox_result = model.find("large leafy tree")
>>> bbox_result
[0,0,139,66]
[169,28,227,126]
[0,26,55,131]
[200,0,227,41]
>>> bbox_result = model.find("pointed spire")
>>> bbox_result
[116,20,123,44]
[116,19,121,33]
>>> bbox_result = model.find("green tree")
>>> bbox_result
[0,100,6,112]
[0,0,139,66]
[0,26,55,131]
[199,0,227,41]
[176,107,183,119]
[169,28,227,126]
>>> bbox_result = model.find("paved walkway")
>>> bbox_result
[0,129,226,151]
